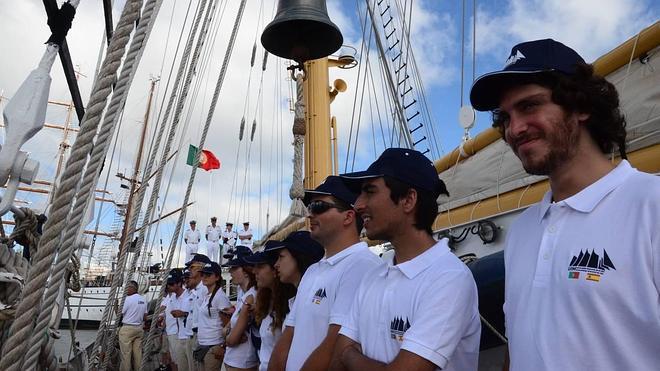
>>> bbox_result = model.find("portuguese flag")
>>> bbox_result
[186,144,220,171]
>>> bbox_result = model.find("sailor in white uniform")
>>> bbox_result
[205,217,222,263]
[237,221,254,250]
[221,222,237,259]
[183,220,201,262]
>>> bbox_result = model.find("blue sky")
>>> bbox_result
[0,0,657,269]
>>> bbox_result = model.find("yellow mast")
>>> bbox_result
[302,57,349,188]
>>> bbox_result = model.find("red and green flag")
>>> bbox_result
[186,144,220,171]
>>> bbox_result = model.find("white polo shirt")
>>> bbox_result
[206,224,222,242]
[504,160,660,371]
[339,240,480,370]
[285,242,383,371]
[197,287,232,346]
[224,287,258,368]
[258,313,282,371]
[238,228,254,248]
[190,281,208,329]
[122,293,148,326]
[161,295,178,336]
[166,290,193,339]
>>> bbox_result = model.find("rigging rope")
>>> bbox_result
[0,1,143,369]
[33,0,164,367]
[141,1,248,367]
[94,0,217,368]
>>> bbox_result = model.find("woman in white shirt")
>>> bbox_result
[197,262,232,370]
[223,255,259,371]
[243,241,297,371]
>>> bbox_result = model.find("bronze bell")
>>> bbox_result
[261,0,343,62]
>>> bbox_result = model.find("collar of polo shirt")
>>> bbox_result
[536,160,633,222]
[384,241,450,279]
[321,241,366,266]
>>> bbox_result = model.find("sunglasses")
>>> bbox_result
[306,200,350,215]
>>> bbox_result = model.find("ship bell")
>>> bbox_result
[261,0,343,62]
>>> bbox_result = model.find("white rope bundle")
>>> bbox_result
[141,0,248,367]
[289,73,306,217]
[0,1,144,370]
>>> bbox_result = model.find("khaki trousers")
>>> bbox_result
[175,337,195,371]
[118,325,143,371]
[203,345,224,370]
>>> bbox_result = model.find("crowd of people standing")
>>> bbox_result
[119,37,660,371]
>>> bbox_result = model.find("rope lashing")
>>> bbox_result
[262,51,268,71]
[289,73,306,217]
[239,116,246,140]
[251,42,257,67]
[46,2,76,46]
[9,208,40,261]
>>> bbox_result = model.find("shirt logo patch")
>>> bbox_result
[390,316,411,341]
[312,288,327,304]
[567,249,616,282]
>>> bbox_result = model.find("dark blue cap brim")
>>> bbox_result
[470,69,555,111]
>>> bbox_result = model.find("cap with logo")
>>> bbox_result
[201,262,222,275]
[185,253,212,267]
[264,231,324,263]
[303,175,360,207]
[340,148,448,197]
[470,39,585,111]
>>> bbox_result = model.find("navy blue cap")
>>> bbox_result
[340,148,448,196]
[166,272,183,284]
[266,231,324,262]
[201,262,222,275]
[303,175,360,206]
[222,246,254,267]
[243,251,278,265]
[183,269,192,278]
[185,253,211,266]
[470,39,585,111]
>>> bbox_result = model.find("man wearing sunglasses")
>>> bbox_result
[330,148,481,371]
[270,176,383,371]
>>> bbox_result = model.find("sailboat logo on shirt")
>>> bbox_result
[312,288,327,304]
[567,249,616,282]
[390,316,411,341]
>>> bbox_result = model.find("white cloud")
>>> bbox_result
[476,0,658,63]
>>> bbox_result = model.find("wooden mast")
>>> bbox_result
[117,78,158,254]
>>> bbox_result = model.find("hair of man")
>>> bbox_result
[382,175,439,235]
[491,62,627,159]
